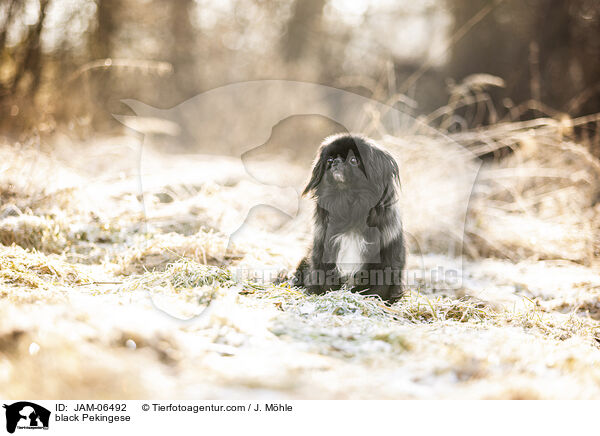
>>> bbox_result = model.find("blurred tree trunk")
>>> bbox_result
[168,0,197,100]
[90,0,118,59]
[0,0,18,101]
[530,1,579,111]
[445,0,530,121]
[0,0,18,54]
[562,1,600,117]
[282,0,325,62]
[11,0,51,97]
[87,0,121,128]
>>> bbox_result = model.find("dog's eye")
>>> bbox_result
[349,156,359,166]
[326,157,334,165]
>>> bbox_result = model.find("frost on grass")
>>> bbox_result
[119,260,235,319]
[1,133,600,399]
[270,290,411,359]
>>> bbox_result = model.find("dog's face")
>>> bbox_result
[303,134,400,208]
[324,146,365,188]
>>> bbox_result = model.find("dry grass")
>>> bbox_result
[464,131,599,263]
[376,92,600,263]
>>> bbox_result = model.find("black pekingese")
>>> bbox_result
[293,133,405,304]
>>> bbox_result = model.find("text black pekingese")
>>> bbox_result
[293,133,406,304]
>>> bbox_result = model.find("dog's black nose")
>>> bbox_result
[332,156,344,167]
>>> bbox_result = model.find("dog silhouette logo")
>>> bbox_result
[3,402,50,433]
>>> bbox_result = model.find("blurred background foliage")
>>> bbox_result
[0,0,598,149]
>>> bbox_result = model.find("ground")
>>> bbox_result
[1,132,599,399]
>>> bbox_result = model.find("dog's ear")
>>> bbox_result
[386,153,401,187]
[374,149,401,207]
[302,149,327,196]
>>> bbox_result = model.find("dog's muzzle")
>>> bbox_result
[332,168,345,182]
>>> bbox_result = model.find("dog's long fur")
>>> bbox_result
[293,133,405,303]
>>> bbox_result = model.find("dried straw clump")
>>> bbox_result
[498,297,600,343]
[0,245,88,288]
[119,260,235,318]
[0,214,68,253]
[113,229,240,275]
[122,259,301,303]
[122,259,234,292]
[393,291,496,323]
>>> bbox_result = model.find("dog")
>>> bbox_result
[293,133,405,303]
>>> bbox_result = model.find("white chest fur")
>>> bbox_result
[332,232,366,277]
